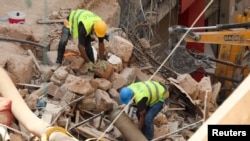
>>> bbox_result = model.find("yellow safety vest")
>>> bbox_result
[128,81,169,106]
[69,9,102,38]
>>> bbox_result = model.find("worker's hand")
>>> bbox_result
[161,102,168,113]
[87,62,95,71]
[98,60,107,71]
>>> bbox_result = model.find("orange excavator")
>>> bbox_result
[166,22,250,89]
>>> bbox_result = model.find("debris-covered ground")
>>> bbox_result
[0,1,223,141]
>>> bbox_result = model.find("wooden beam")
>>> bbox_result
[188,74,250,141]
[28,49,41,72]
[71,125,118,141]
[36,19,65,24]
[16,83,41,88]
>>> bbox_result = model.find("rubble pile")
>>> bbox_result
[0,1,222,141]
[0,23,221,141]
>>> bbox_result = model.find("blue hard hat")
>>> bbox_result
[120,87,133,104]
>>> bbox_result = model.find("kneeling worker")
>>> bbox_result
[119,80,174,140]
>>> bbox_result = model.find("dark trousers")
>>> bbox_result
[136,101,164,140]
[56,26,95,64]
[83,34,95,63]
[56,26,70,64]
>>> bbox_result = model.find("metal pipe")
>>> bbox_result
[68,111,104,131]
[184,26,217,31]
[184,22,250,31]
[109,109,147,141]
[0,36,47,48]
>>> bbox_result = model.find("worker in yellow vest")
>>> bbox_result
[119,81,174,140]
[55,9,108,71]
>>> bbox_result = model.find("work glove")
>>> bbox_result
[88,62,95,71]
[98,60,107,71]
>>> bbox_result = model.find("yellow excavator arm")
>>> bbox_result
[184,29,250,46]
[169,22,250,46]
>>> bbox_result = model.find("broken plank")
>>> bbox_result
[36,19,65,24]
[71,125,118,141]
[16,83,41,88]
[28,49,41,72]
[167,108,185,111]
[188,74,250,141]
[41,113,53,124]
[75,110,80,124]
[31,82,53,97]
[211,82,221,105]
[140,65,153,70]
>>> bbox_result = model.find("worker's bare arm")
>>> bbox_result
[0,67,78,141]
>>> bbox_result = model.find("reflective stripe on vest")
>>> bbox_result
[142,82,153,104]
[128,81,165,106]
[151,81,160,100]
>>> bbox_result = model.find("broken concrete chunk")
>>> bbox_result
[107,53,123,72]
[131,65,150,81]
[90,78,112,91]
[53,66,69,80]
[7,55,33,83]
[176,74,199,100]
[67,79,94,96]
[79,97,96,111]
[119,67,136,85]
[46,102,63,113]
[50,38,60,51]
[95,89,117,113]
[108,88,121,104]
[109,35,134,62]
[47,82,68,100]
[154,112,168,127]
[0,42,27,70]
[151,74,167,84]
[94,60,114,79]
[110,72,127,89]
[64,74,82,84]
[0,24,33,40]
[40,65,53,82]
[41,113,53,124]
[61,90,75,103]
[24,94,39,110]
[154,124,170,139]
[46,51,58,65]
[50,75,63,86]
[168,121,179,133]
[139,38,150,49]
[64,56,84,71]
